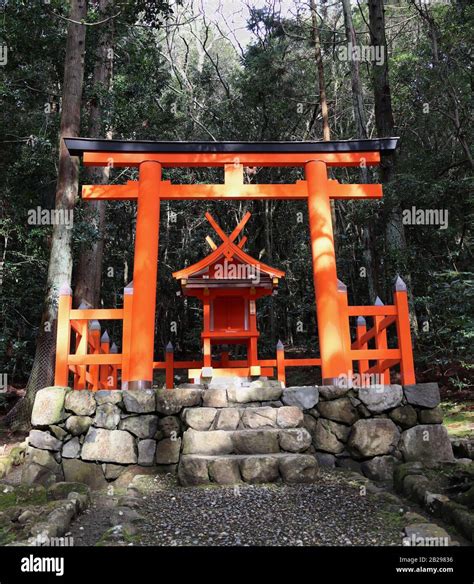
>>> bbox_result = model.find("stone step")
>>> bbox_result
[178,453,319,485]
[182,405,304,431]
[201,380,284,408]
[182,427,312,456]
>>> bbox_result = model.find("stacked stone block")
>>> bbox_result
[23,379,453,489]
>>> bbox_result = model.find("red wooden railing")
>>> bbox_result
[54,282,130,391]
[54,276,415,390]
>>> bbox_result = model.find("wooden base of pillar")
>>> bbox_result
[322,376,348,387]
[128,380,152,390]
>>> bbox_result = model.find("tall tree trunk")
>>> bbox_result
[6,0,87,429]
[309,0,338,242]
[74,0,114,308]
[368,0,396,182]
[341,0,378,301]
[341,0,368,143]
[310,0,330,141]
[368,0,417,330]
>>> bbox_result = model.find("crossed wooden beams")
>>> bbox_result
[205,210,250,253]
[82,163,382,201]
[172,211,285,281]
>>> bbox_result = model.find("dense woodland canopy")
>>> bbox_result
[0,0,472,403]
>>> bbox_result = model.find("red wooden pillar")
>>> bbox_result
[99,330,110,389]
[374,297,390,385]
[128,161,162,390]
[89,320,101,391]
[305,160,347,384]
[248,290,259,376]
[75,300,91,390]
[276,340,286,386]
[356,316,369,383]
[55,282,72,386]
[110,341,118,389]
[337,279,353,384]
[394,276,416,385]
[121,281,134,389]
[203,290,212,368]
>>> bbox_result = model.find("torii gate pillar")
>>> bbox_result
[306,160,348,384]
[127,160,161,389]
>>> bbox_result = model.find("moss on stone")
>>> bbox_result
[454,485,474,509]
[15,485,47,507]
[9,446,26,466]
[393,462,425,493]
[46,482,90,501]
[0,458,12,478]
[450,505,474,541]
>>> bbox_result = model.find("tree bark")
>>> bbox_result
[368,0,396,181]
[74,0,114,308]
[6,0,87,429]
[309,0,338,242]
[368,0,416,329]
[341,0,379,302]
[310,0,330,141]
[341,0,368,143]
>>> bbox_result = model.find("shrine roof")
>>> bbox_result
[172,244,285,282]
[65,137,398,157]
[172,212,284,283]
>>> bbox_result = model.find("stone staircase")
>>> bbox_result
[177,379,319,486]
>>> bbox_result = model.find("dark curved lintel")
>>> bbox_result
[64,137,399,157]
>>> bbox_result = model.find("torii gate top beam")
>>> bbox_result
[67,137,399,201]
[64,137,398,168]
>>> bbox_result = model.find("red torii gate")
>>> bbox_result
[55,138,415,390]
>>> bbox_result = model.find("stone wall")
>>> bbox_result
[305,382,454,480]
[22,381,454,489]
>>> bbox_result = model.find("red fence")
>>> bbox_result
[54,277,415,390]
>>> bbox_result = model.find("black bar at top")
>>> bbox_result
[64,137,399,157]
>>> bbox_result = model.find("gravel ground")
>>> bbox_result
[69,470,412,546]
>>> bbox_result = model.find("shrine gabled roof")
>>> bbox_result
[64,137,399,156]
[172,242,285,281]
[173,212,284,283]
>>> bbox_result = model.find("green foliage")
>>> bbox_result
[441,401,474,438]
[415,272,474,364]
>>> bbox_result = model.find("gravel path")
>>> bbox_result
[69,470,413,546]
